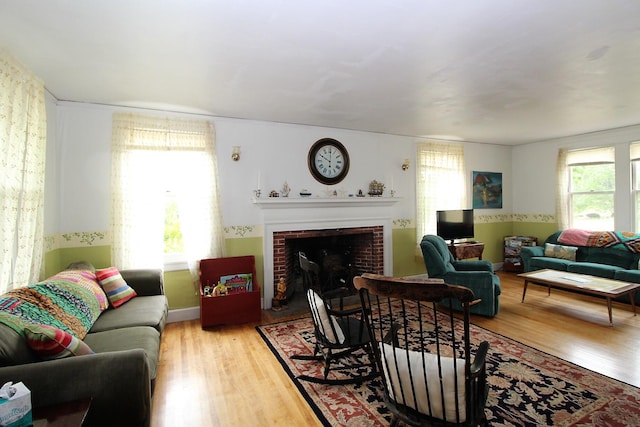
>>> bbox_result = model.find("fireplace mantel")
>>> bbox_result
[252,197,400,209]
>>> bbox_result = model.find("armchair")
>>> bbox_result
[420,235,501,317]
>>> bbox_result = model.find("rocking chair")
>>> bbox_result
[353,273,490,426]
[292,253,378,385]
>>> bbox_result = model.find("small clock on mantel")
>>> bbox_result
[307,138,350,185]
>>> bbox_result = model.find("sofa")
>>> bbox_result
[419,234,501,317]
[521,230,640,304]
[0,263,168,427]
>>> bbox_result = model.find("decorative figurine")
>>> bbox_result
[272,277,288,311]
[281,182,291,197]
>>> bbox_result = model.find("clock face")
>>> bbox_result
[308,138,350,185]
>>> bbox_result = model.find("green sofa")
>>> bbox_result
[420,234,501,317]
[0,265,168,427]
[521,231,640,304]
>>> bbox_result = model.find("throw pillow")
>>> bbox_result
[380,342,466,422]
[306,289,345,344]
[544,243,578,261]
[24,324,94,359]
[95,267,137,308]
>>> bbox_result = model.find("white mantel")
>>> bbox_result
[256,197,400,308]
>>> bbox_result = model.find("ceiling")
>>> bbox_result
[1,0,640,145]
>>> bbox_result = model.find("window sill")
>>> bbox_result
[164,260,189,272]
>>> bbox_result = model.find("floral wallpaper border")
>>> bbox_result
[45,231,110,252]
[44,214,554,250]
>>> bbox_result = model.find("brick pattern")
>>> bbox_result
[272,226,384,287]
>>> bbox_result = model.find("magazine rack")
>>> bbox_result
[199,255,261,328]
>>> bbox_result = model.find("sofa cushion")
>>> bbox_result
[83,326,160,380]
[567,262,622,279]
[529,256,572,271]
[90,295,168,334]
[96,267,137,308]
[23,324,94,359]
[544,243,577,261]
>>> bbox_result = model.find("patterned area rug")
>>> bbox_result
[257,311,640,426]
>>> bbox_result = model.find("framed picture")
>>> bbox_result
[472,171,502,209]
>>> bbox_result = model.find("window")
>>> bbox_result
[631,143,640,232]
[564,147,615,230]
[416,142,466,243]
[111,113,225,274]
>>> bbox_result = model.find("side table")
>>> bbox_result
[448,242,484,260]
[32,398,92,427]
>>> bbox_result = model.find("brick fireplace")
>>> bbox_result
[272,226,384,292]
[255,197,398,308]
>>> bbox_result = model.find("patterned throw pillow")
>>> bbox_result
[24,324,94,359]
[544,243,578,261]
[95,267,137,308]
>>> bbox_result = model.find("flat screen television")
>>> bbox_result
[436,209,474,243]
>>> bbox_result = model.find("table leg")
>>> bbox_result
[630,291,637,316]
[522,280,528,302]
[606,297,613,326]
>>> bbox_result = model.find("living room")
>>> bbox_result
[3,1,640,425]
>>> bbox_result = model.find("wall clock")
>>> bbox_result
[307,138,350,185]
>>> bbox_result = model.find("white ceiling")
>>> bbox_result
[2,0,640,145]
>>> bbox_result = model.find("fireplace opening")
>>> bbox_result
[272,226,384,305]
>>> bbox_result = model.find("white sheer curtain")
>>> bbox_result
[0,51,47,293]
[556,148,569,229]
[416,142,466,244]
[111,113,225,277]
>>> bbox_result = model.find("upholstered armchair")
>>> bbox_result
[420,234,501,317]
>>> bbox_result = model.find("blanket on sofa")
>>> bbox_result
[0,270,108,339]
[558,229,640,253]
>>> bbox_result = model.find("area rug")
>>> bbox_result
[257,310,640,426]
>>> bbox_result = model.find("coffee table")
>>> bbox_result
[518,269,639,325]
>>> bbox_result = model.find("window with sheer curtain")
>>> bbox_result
[557,146,615,230]
[415,142,467,244]
[630,143,640,232]
[0,51,47,293]
[111,113,225,279]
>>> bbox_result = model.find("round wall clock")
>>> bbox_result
[307,138,350,185]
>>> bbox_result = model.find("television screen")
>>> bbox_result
[436,209,474,242]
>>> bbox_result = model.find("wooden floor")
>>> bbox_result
[151,271,640,426]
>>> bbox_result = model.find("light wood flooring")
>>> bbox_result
[151,271,640,426]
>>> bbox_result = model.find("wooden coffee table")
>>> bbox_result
[518,269,639,325]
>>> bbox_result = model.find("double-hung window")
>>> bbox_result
[111,113,224,274]
[565,147,615,230]
[631,143,640,232]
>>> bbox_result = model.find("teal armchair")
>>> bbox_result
[420,234,501,317]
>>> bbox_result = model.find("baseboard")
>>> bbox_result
[167,306,200,323]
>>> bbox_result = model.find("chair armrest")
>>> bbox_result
[470,340,489,376]
[120,269,164,296]
[443,271,497,291]
[520,246,545,272]
[452,260,494,273]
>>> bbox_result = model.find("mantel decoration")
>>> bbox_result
[473,171,502,209]
[368,180,385,196]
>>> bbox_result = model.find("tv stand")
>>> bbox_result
[447,241,484,261]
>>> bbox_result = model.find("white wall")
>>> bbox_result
[50,101,514,234]
[512,125,640,230]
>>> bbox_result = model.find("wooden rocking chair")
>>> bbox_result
[354,273,490,426]
[292,253,378,385]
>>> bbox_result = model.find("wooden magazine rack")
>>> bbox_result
[199,255,261,328]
